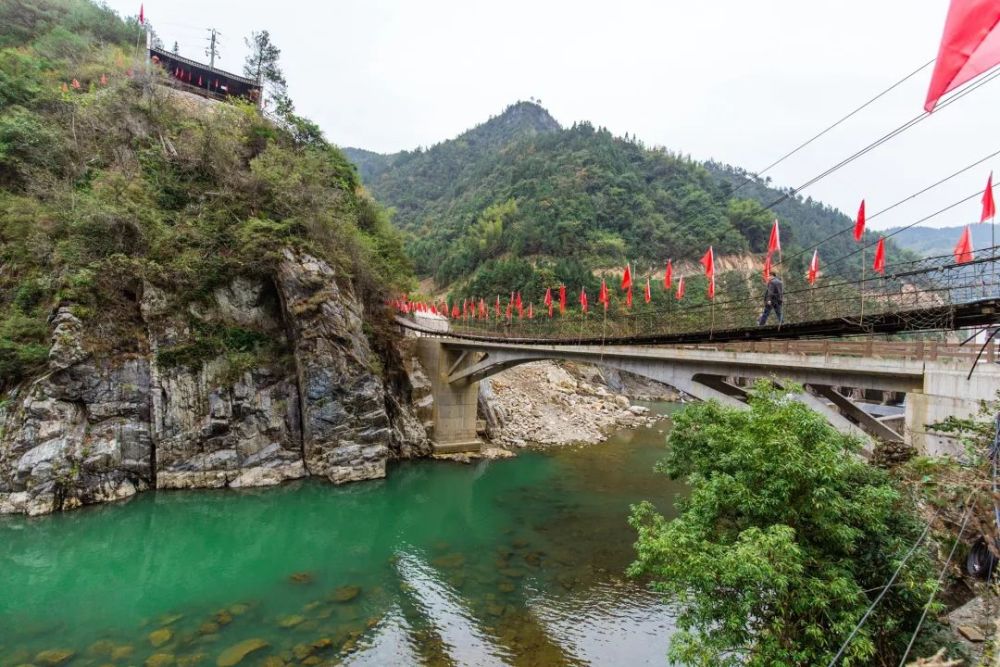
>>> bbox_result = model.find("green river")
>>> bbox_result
[0,404,684,666]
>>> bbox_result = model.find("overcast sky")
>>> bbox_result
[108,0,1000,230]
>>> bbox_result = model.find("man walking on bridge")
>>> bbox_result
[759,273,783,326]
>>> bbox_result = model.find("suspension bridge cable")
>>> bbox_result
[815,181,1000,280]
[897,498,974,667]
[826,510,942,667]
[763,65,1000,213]
[776,146,1000,271]
[733,58,936,194]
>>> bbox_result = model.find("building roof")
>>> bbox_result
[149,46,259,87]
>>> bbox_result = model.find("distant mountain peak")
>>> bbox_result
[459,100,561,148]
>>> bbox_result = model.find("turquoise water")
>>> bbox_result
[0,404,683,666]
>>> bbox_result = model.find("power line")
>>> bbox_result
[762,65,1000,213]
[816,181,1000,280]
[897,498,974,667]
[734,58,936,193]
[826,510,941,667]
[776,146,1000,270]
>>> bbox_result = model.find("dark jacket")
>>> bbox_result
[765,277,783,305]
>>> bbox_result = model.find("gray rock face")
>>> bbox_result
[0,256,430,515]
[275,249,396,483]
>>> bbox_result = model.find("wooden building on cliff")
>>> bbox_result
[149,46,261,105]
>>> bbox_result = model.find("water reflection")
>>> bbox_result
[0,403,682,665]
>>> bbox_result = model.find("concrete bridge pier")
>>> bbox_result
[413,338,483,454]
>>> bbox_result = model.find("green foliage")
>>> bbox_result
[155,322,275,372]
[629,383,939,666]
[0,0,413,392]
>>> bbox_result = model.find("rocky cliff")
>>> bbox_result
[0,250,430,516]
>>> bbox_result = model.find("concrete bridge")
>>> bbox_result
[406,323,1000,457]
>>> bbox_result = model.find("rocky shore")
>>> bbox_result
[481,361,676,448]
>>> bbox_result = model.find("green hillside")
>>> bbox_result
[0,0,411,390]
[345,101,897,300]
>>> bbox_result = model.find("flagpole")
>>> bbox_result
[859,247,865,325]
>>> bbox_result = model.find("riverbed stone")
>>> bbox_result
[329,585,361,602]
[216,639,268,667]
[145,653,175,667]
[34,649,75,666]
[149,628,173,647]
[277,615,305,628]
[110,645,134,660]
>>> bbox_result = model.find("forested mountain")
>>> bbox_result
[345,101,898,298]
[886,224,995,257]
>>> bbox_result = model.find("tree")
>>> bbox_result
[629,382,940,666]
[172,40,178,54]
[243,29,287,110]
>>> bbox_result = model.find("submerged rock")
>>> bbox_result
[277,615,305,629]
[216,639,268,667]
[288,572,313,585]
[148,628,173,647]
[329,585,361,602]
[145,653,175,667]
[34,649,75,666]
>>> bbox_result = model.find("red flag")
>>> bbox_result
[664,260,673,290]
[808,250,819,285]
[707,277,715,300]
[479,299,487,319]
[767,219,780,256]
[620,264,632,290]
[954,225,974,263]
[559,285,566,314]
[506,302,512,319]
[982,172,995,221]
[675,276,685,300]
[139,3,145,24]
[580,288,589,313]
[451,305,460,318]
[71,79,81,89]
[873,237,886,274]
[543,288,552,307]
[853,200,866,242]
[700,246,714,279]
[644,277,651,304]
[763,254,772,284]
[598,279,610,309]
[515,291,522,310]
[626,287,633,308]
[924,0,1000,112]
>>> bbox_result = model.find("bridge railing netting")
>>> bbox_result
[403,246,1000,342]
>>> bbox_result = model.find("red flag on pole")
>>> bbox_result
[626,287,633,308]
[853,200,866,242]
[479,299,487,319]
[580,288,589,313]
[544,287,553,317]
[981,172,995,221]
[763,254,772,283]
[644,277,651,304]
[139,3,145,24]
[559,285,566,314]
[808,250,820,285]
[664,260,673,290]
[700,246,716,298]
[675,276,685,300]
[873,237,887,274]
[767,219,781,256]
[924,0,1000,112]
[451,305,460,318]
[598,279,610,310]
[954,225,974,263]
[620,264,632,290]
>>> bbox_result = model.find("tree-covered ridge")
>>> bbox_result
[0,0,412,390]
[347,101,903,301]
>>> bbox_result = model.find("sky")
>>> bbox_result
[108,0,1000,230]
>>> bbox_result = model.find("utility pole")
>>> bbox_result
[205,28,221,71]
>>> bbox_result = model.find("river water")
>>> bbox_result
[0,403,684,666]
